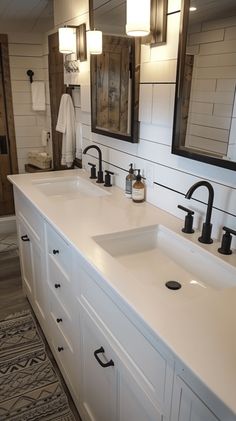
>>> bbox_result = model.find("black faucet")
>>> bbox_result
[185,181,214,244]
[83,145,104,183]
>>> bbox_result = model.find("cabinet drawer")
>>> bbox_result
[50,320,77,393]
[46,223,71,277]
[50,290,75,350]
[76,265,173,412]
[48,256,74,315]
[15,189,43,242]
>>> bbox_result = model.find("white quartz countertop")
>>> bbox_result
[8,169,236,417]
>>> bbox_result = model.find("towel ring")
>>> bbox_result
[27,69,34,83]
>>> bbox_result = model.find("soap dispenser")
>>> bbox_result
[125,163,135,198]
[132,170,145,203]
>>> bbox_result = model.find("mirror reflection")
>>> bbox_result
[90,0,140,143]
[173,0,236,170]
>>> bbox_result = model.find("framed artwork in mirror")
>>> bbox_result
[172,0,236,171]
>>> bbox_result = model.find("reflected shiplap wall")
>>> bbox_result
[8,33,50,172]
[56,0,236,247]
[186,14,236,158]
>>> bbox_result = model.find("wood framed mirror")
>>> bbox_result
[172,0,236,171]
[89,0,140,143]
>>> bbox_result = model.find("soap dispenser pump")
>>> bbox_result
[125,163,135,198]
[132,170,145,203]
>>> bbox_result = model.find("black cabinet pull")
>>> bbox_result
[57,346,64,352]
[21,235,30,242]
[56,318,62,323]
[54,284,61,289]
[53,249,59,255]
[94,346,114,368]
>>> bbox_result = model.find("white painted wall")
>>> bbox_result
[55,0,236,248]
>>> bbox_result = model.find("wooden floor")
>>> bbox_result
[0,249,28,319]
[0,248,81,420]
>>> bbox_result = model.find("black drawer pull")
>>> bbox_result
[94,346,114,368]
[21,235,30,242]
[56,318,62,323]
[57,346,64,352]
[53,249,59,255]
[54,284,61,289]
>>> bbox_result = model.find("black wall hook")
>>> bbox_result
[27,69,34,83]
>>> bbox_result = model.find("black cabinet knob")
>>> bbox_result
[56,318,62,323]
[53,249,59,255]
[57,346,64,352]
[54,284,61,289]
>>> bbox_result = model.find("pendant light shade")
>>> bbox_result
[87,30,103,55]
[59,27,76,54]
[126,0,151,37]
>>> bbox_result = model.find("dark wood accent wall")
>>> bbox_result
[48,32,65,170]
[0,34,18,216]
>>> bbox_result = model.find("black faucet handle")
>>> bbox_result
[104,170,114,187]
[218,226,236,255]
[177,205,194,234]
[88,162,97,179]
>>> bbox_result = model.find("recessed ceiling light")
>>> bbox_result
[189,6,197,11]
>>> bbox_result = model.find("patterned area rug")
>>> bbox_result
[0,311,76,420]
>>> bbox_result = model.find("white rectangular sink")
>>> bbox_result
[33,176,110,198]
[93,225,236,291]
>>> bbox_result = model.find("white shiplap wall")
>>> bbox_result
[56,0,236,247]
[8,32,48,173]
[186,15,236,157]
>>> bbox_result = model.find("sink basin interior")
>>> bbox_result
[33,176,110,197]
[93,225,236,290]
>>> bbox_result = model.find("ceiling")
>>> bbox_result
[92,0,126,34]
[189,0,236,24]
[0,0,54,33]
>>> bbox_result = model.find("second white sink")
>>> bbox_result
[93,225,236,291]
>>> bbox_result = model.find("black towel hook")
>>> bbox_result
[27,69,34,83]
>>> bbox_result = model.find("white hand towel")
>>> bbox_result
[41,130,48,146]
[56,93,76,168]
[31,81,46,111]
[76,122,83,159]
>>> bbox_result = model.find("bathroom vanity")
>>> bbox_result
[8,170,236,421]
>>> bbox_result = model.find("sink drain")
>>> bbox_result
[165,280,182,290]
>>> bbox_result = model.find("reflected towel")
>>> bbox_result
[56,94,75,167]
[31,81,46,111]
[76,122,83,159]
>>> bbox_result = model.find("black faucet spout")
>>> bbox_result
[83,145,104,183]
[185,180,214,244]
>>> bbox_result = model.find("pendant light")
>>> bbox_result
[59,26,76,54]
[87,30,103,55]
[59,27,76,54]
[126,0,151,37]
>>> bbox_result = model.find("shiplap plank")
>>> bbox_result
[9,43,42,57]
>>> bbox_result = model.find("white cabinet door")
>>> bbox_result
[119,366,163,421]
[79,304,117,421]
[79,298,164,421]
[18,217,46,324]
[18,219,34,301]
[171,376,219,421]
